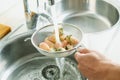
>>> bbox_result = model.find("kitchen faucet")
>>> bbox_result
[23,0,55,30]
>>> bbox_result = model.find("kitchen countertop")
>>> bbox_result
[0,0,28,35]
[0,0,120,64]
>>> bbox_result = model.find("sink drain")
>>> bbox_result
[3,57,82,80]
[42,65,60,80]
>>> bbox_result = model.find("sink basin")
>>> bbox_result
[0,31,86,80]
[53,0,120,33]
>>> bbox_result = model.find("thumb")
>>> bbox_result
[74,52,85,62]
[77,47,91,54]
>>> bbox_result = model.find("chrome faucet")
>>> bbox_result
[23,0,55,30]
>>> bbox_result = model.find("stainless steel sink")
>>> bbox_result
[1,0,120,79]
[53,0,120,33]
[0,31,86,80]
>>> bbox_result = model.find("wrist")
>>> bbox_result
[105,62,120,80]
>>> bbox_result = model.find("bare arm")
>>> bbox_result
[74,48,120,80]
[106,63,120,80]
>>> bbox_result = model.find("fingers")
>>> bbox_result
[74,48,91,61]
[74,51,86,64]
[74,48,88,61]
[74,48,95,68]
[77,47,91,53]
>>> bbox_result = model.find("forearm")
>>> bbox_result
[106,62,120,80]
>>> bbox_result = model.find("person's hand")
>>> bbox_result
[74,48,119,80]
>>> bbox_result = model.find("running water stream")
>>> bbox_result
[51,5,65,80]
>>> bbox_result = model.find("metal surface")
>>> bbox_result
[0,24,24,41]
[23,0,120,33]
[50,0,120,33]
[0,31,86,80]
[23,0,51,30]
[1,0,120,79]
[31,23,83,57]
